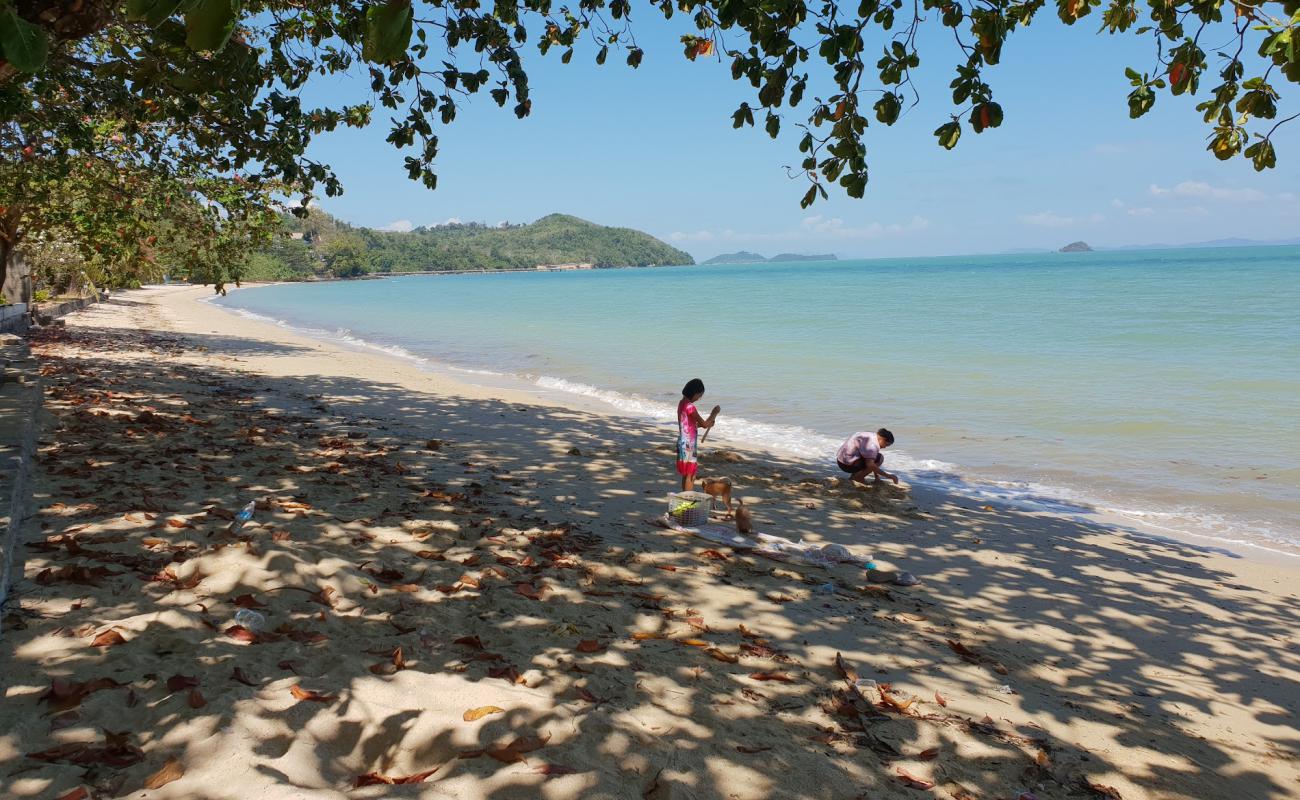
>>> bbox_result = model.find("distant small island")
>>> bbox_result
[1059,241,1093,253]
[703,251,838,265]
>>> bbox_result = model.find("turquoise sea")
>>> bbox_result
[214,245,1300,556]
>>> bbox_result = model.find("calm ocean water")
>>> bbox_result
[214,246,1300,556]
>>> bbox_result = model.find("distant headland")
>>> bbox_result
[702,251,838,265]
[1059,241,1093,253]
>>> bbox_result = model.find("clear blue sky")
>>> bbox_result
[298,12,1300,260]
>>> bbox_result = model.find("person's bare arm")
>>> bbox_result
[870,461,899,485]
[691,405,721,429]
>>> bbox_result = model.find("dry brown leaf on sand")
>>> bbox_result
[879,686,917,713]
[679,638,709,647]
[454,634,485,649]
[516,582,545,600]
[575,639,604,653]
[225,625,258,644]
[144,757,185,789]
[231,667,258,686]
[39,677,122,712]
[750,672,795,683]
[935,690,948,707]
[706,647,739,663]
[463,705,505,722]
[354,768,439,786]
[1085,782,1124,800]
[290,684,335,703]
[55,788,88,800]
[312,586,338,608]
[488,665,524,684]
[90,629,127,648]
[187,689,206,709]
[230,593,266,608]
[685,616,709,632]
[736,745,771,754]
[896,767,935,790]
[917,747,940,761]
[533,764,578,776]
[632,631,664,641]
[487,733,551,763]
[369,647,408,675]
[834,652,859,683]
[166,675,200,692]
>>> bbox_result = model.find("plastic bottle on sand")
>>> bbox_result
[230,501,256,534]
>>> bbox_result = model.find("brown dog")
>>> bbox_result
[698,477,733,516]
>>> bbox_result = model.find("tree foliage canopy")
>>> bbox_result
[1,0,1296,290]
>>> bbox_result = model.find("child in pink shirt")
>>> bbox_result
[676,378,720,491]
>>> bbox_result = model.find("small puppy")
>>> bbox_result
[734,499,754,534]
[698,477,733,516]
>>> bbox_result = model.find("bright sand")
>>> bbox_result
[1,285,1297,800]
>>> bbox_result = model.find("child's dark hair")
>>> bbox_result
[877,427,895,445]
[682,378,705,398]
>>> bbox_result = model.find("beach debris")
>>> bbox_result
[749,671,795,683]
[934,690,948,707]
[233,608,267,632]
[460,732,551,763]
[532,763,579,776]
[575,639,604,653]
[896,767,935,790]
[369,647,409,675]
[567,447,582,456]
[632,631,665,641]
[706,647,740,663]
[488,664,525,684]
[894,571,920,587]
[736,745,772,754]
[36,565,121,586]
[90,628,127,648]
[28,729,144,768]
[463,705,506,722]
[947,639,1008,674]
[995,684,1016,695]
[187,689,207,708]
[40,677,124,712]
[289,684,336,703]
[230,593,267,609]
[1084,781,1124,799]
[230,667,258,686]
[916,747,940,761]
[224,625,260,644]
[166,674,200,692]
[454,634,486,649]
[878,684,917,714]
[516,582,545,600]
[355,768,439,787]
[55,789,88,800]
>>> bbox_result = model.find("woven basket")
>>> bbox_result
[666,491,712,527]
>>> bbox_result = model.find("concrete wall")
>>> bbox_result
[0,335,40,632]
[0,304,28,335]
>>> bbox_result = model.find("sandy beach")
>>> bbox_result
[1,285,1297,800]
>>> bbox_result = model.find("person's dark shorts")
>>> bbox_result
[837,458,867,474]
[837,453,883,474]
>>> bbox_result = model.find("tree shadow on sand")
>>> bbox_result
[1,320,1297,800]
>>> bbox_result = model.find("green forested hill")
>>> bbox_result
[244,212,694,280]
